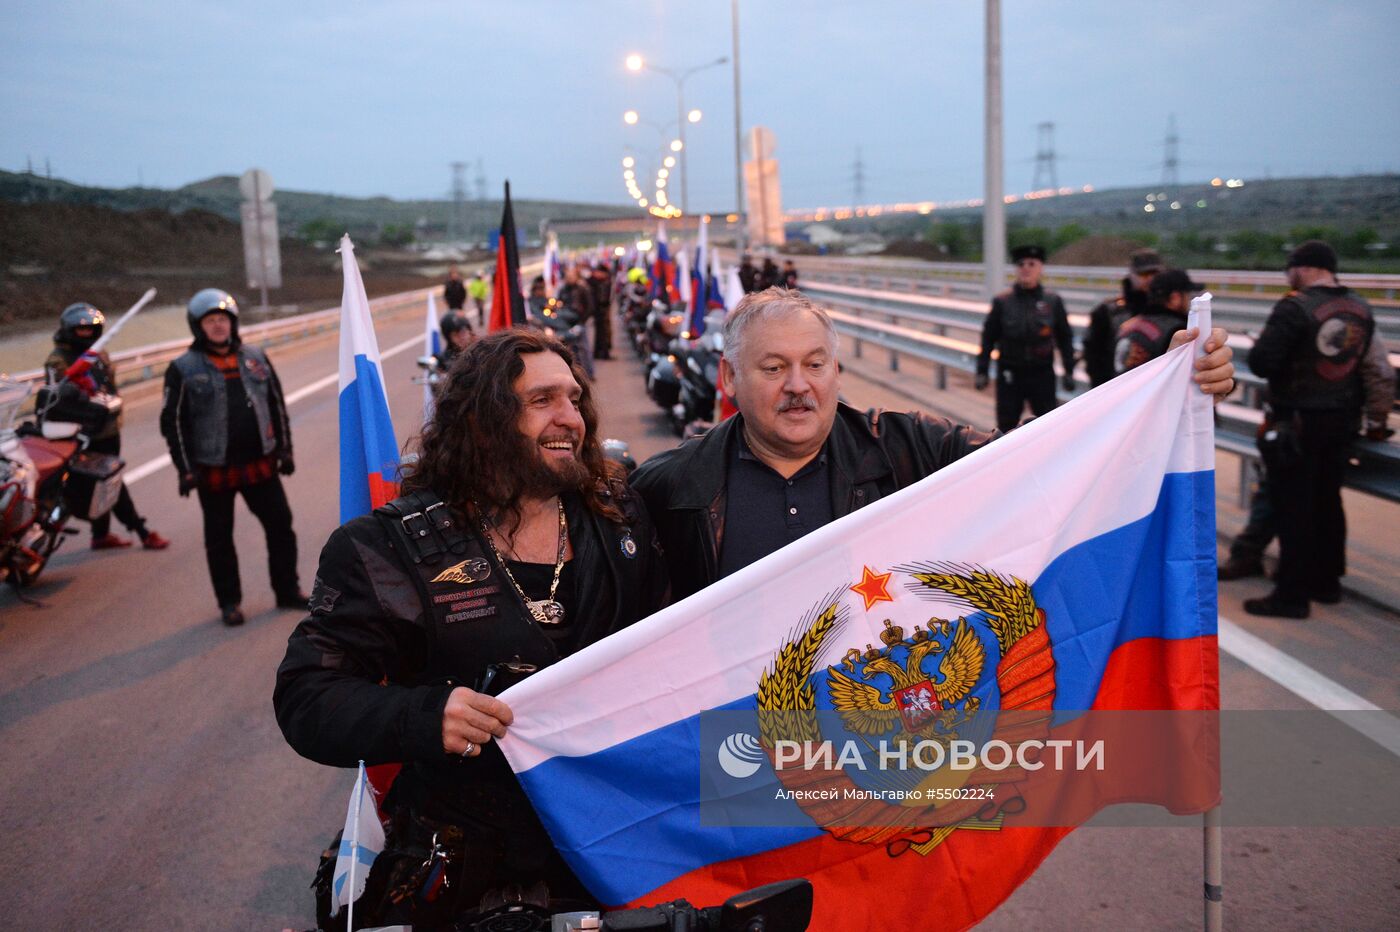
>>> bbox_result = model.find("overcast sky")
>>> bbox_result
[4,0,1398,211]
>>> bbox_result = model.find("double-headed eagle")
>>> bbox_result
[826,620,985,739]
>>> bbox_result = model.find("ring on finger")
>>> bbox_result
[462,741,476,758]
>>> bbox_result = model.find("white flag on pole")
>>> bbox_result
[332,761,384,919]
[424,292,441,421]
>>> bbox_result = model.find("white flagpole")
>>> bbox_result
[89,288,157,355]
[347,760,366,931]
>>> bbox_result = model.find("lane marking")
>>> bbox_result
[1218,615,1400,757]
[125,332,422,487]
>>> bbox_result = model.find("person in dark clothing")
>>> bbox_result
[781,259,799,289]
[1242,241,1376,619]
[1113,268,1200,376]
[738,254,760,294]
[159,289,303,626]
[556,266,596,377]
[1082,248,1164,386]
[759,257,780,290]
[275,330,667,929]
[443,265,467,311]
[974,244,1076,431]
[588,262,614,359]
[632,287,1238,601]
[42,302,170,552]
[437,311,474,370]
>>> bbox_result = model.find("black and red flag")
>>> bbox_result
[489,180,528,332]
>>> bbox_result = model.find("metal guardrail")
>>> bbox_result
[4,256,546,396]
[791,254,1400,300]
[800,269,1400,347]
[820,299,1400,505]
[7,287,439,393]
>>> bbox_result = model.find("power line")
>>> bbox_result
[449,161,467,241]
[1032,121,1058,191]
[1161,113,1180,190]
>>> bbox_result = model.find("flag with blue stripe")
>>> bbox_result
[337,234,400,523]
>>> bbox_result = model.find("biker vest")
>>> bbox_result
[996,288,1060,366]
[171,346,279,465]
[374,490,561,695]
[1275,287,1375,412]
[1114,310,1186,375]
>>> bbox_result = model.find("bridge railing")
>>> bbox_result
[817,292,1399,505]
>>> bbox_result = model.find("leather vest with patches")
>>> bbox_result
[1278,287,1375,412]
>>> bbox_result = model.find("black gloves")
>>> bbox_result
[178,474,197,498]
[278,454,295,476]
[973,373,989,391]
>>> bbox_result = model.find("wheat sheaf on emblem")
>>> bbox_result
[897,562,1042,653]
[756,591,849,747]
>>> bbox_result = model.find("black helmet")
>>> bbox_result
[58,302,105,351]
[439,311,472,337]
[187,288,240,341]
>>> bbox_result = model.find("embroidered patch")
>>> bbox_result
[309,576,341,615]
[619,532,638,559]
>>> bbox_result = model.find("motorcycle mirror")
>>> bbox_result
[718,879,813,932]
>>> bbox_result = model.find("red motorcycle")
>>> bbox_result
[0,377,125,593]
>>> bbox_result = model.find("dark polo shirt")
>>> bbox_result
[718,432,834,578]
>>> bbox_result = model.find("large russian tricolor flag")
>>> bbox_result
[499,300,1221,928]
[337,234,400,523]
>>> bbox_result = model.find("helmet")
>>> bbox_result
[58,302,105,350]
[187,288,240,340]
[439,311,473,338]
[627,268,646,284]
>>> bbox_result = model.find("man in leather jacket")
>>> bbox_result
[275,330,667,929]
[44,302,170,551]
[1112,269,1200,376]
[159,288,302,626]
[975,244,1076,431]
[1082,248,1164,386]
[633,287,1237,603]
[1242,240,1377,619]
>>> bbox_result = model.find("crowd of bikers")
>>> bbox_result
[31,235,1392,926]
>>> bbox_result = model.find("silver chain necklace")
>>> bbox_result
[478,498,567,625]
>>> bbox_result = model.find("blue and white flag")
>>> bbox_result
[337,235,400,522]
[332,762,384,918]
[424,292,441,422]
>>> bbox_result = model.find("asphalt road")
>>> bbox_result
[1,309,1396,930]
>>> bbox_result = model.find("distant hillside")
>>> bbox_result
[788,174,1400,271]
[0,170,642,243]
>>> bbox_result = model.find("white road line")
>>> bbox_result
[125,333,423,487]
[1219,615,1400,757]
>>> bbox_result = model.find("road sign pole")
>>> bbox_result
[253,172,270,311]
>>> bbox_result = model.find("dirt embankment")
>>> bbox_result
[0,201,444,328]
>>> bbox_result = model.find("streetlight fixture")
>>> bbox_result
[664,156,676,168]
[623,110,639,125]
[624,52,728,214]
[622,155,635,168]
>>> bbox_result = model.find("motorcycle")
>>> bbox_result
[0,377,125,593]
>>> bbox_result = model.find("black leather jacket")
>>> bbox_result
[274,484,668,826]
[977,284,1075,375]
[630,403,997,602]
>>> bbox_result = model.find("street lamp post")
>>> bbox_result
[626,53,728,215]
